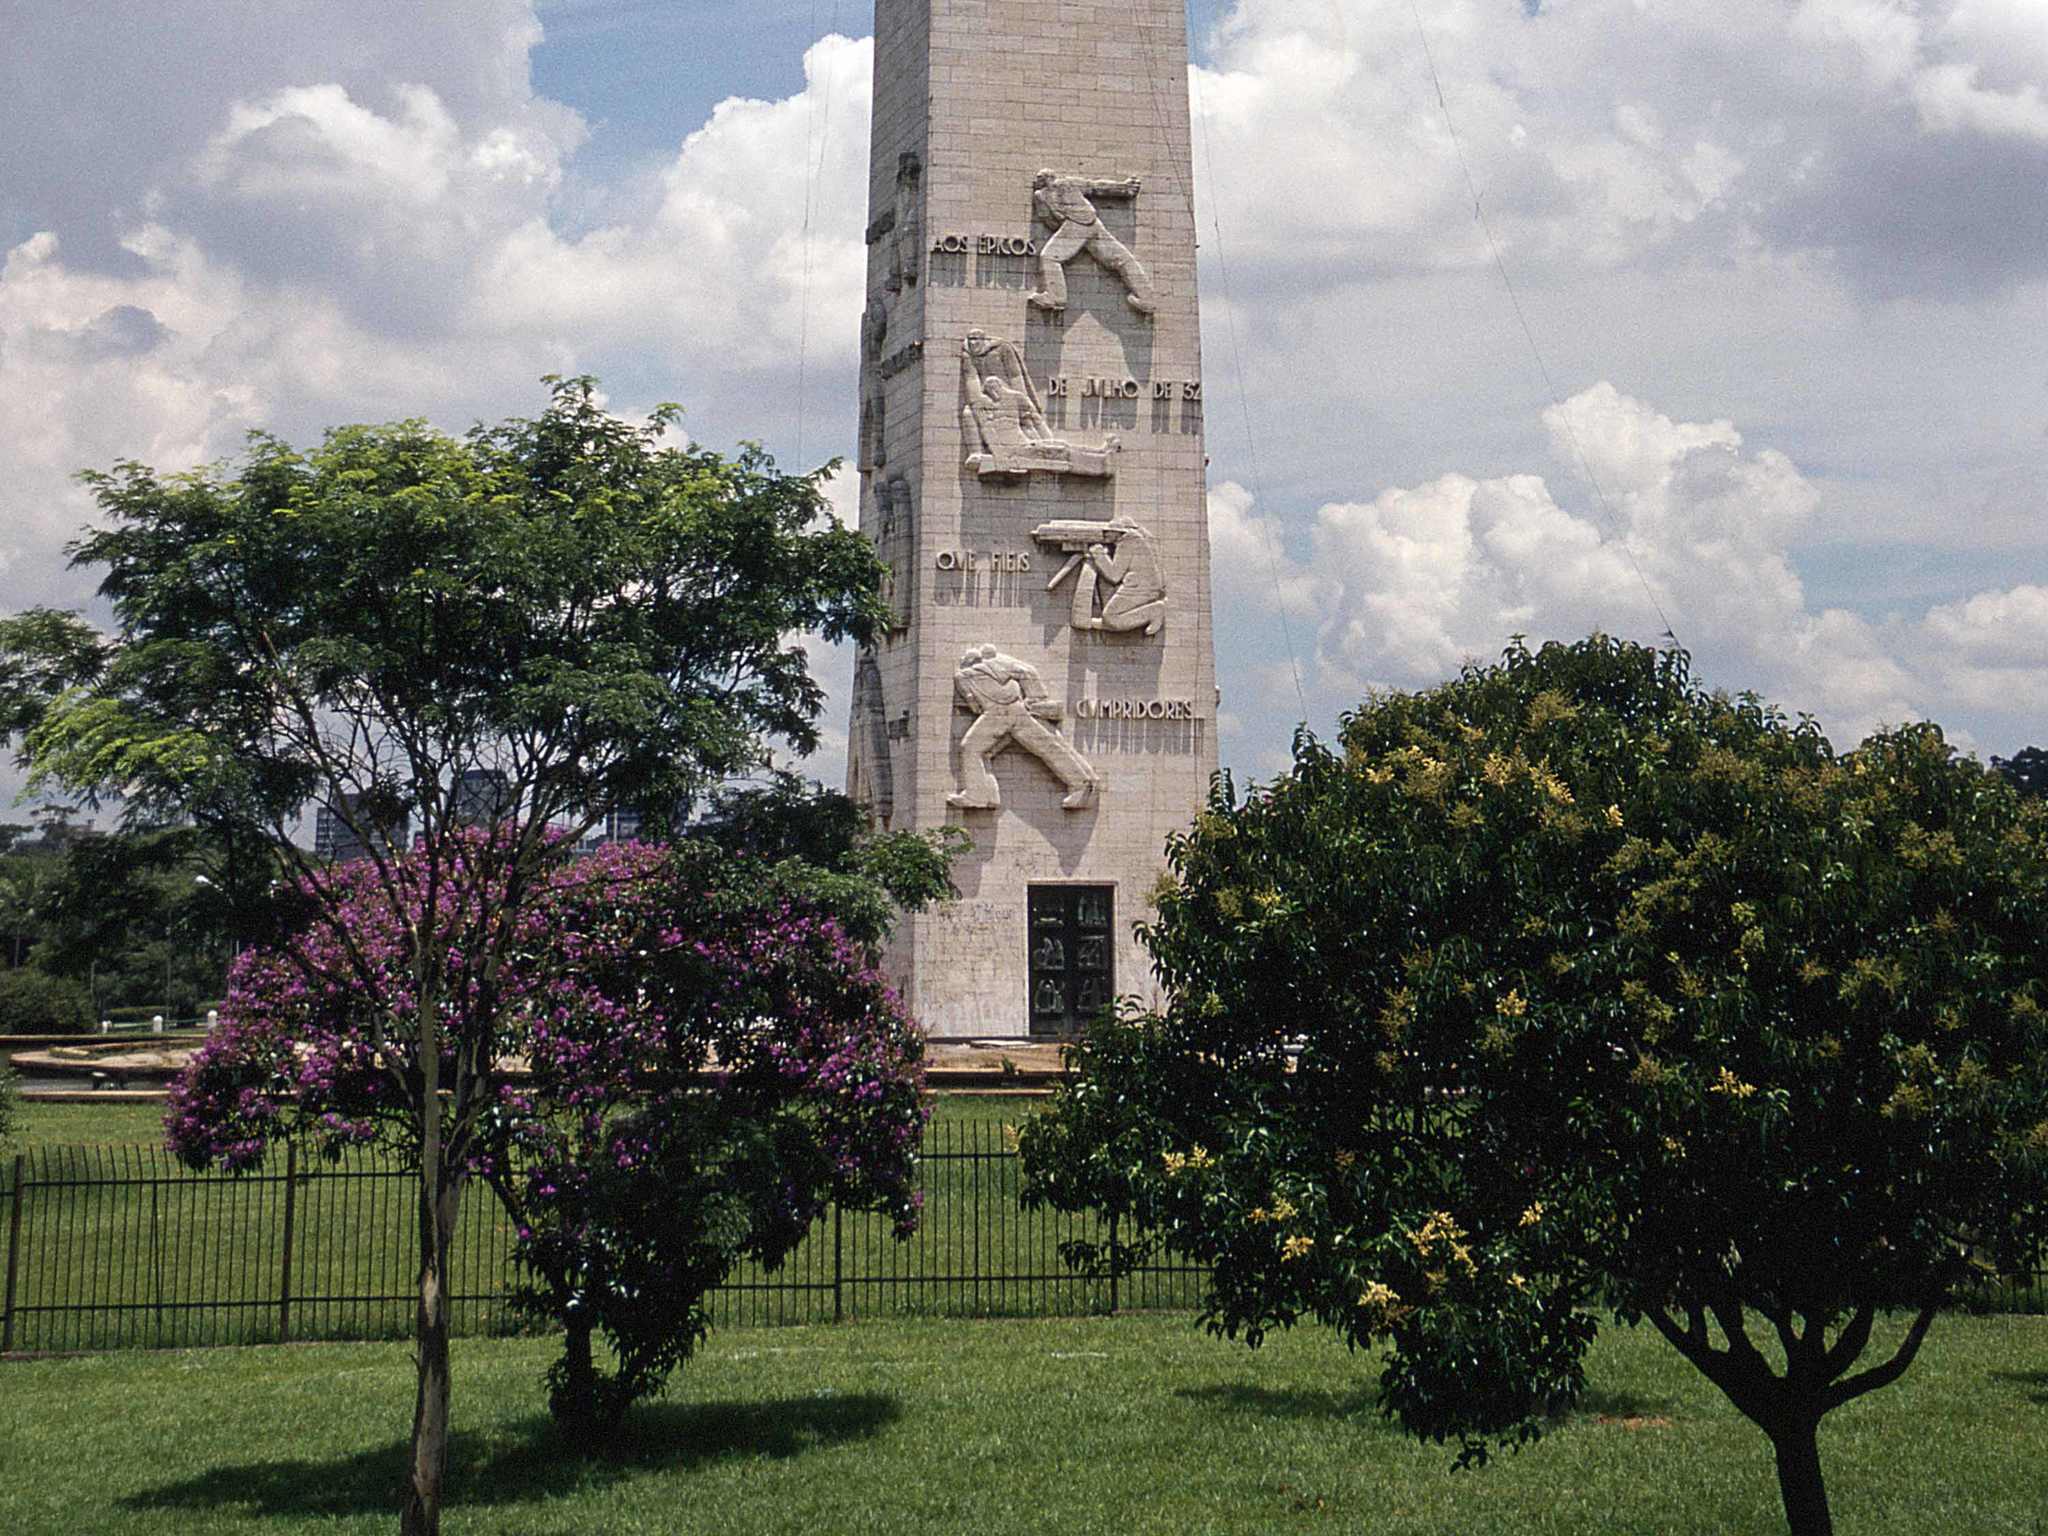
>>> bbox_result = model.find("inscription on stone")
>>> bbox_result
[1074,696,1202,721]
[935,549,1035,573]
[1045,376,1200,400]
[932,232,1040,256]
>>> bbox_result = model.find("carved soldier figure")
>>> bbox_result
[1037,516,1168,635]
[884,151,923,295]
[848,650,895,822]
[1027,170,1156,317]
[960,330,1117,477]
[948,645,1101,811]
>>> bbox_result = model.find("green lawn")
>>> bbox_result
[2,1312,2043,1534]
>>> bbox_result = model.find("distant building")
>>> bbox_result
[453,768,514,825]
[314,795,408,864]
[571,806,650,855]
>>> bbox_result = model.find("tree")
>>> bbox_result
[167,833,929,1441]
[4,377,892,1535]
[0,968,93,1033]
[1021,636,2048,1536]
[685,772,966,947]
[28,826,231,1015]
[1992,745,2048,799]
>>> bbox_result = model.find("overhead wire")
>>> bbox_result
[1403,0,1680,650]
[793,0,845,471]
[1167,5,1309,715]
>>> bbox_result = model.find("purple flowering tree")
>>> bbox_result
[11,380,897,1535]
[169,834,927,1439]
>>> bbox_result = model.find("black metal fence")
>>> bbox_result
[0,1123,1202,1353]
[6,1128,2038,1355]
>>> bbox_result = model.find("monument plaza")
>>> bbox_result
[846,0,1218,1037]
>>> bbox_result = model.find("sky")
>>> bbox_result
[2,0,2045,816]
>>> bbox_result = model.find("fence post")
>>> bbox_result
[2,1154,24,1353]
[1107,1212,1120,1317]
[278,1141,298,1345]
[832,1202,844,1325]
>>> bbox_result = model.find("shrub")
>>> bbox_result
[0,967,92,1034]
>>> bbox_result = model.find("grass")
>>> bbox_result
[2,1311,2044,1534]
[9,1097,172,1152]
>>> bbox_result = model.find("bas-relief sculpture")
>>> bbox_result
[886,152,923,295]
[1028,170,1156,318]
[948,645,1101,812]
[1034,517,1167,635]
[849,650,895,822]
[960,330,1119,478]
[876,472,914,631]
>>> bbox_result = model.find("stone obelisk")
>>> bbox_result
[847,0,1217,1038]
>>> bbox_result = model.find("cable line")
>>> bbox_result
[1405,0,1680,649]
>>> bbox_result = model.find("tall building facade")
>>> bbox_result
[846,0,1218,1037]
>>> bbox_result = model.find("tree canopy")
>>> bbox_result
[168,834,928,1437]
[2,377,915,1536]
[1021,635,2048,1536]
[1992,745,2048,800]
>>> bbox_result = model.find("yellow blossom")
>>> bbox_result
[1605,804,1625,829]
[1709,1067,1757,1100]
[1410,1211,1468,1259]
[1162,1145,1213,1175]
[1497,989,1529,1019]
[1270,1196,1299,1223]
[1333,1148,1358,1171]
[1518,1202,1545,1229]
[1281,1234,1315,1262]
[1247,1206,1272,1224]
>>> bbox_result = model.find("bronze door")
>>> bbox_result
[1028,884,1114,1035]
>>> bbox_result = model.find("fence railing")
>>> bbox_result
[5,1128,2039,1355]
[0,1123,1202,1353]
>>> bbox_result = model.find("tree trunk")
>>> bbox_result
[400,1163,463,1536]
[552,1318,600,1441]
[1768,1418,1833,1536]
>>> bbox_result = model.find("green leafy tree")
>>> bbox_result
[28,826,229,1015]
[0,968,93,1034]
[1,378,893,1536]
[1993,745,2048,799]
[686,772,964,944]
[1022,636,2048,1536]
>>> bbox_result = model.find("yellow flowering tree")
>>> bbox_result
[1020,636,2048,1536]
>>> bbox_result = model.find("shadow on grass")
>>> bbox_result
[1990,1370,2048,1407]
[120,1391,902,1519]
